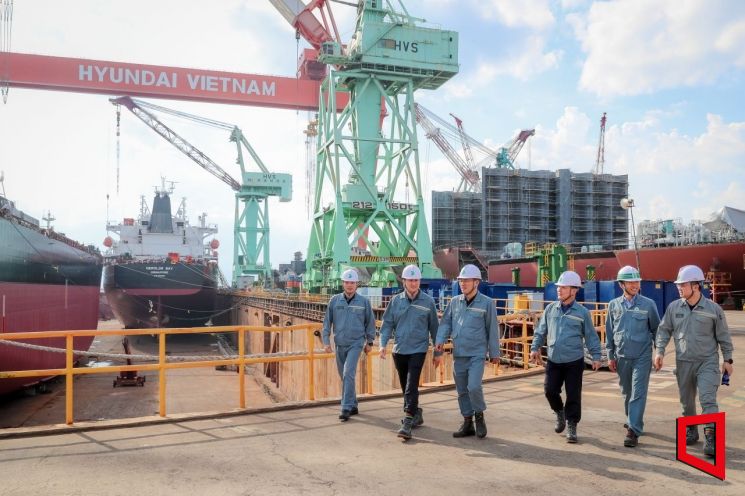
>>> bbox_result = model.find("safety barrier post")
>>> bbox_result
[238,327,246,409]
[159,332,166,417]
[366,349,373,394]
[522,320,529,370]
[65,334,74,425]
[307,326,315,401]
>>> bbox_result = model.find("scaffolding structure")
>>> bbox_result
[432,168,629,255]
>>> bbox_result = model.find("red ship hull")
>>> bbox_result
[0,282,100,396]
[615,242,745,290]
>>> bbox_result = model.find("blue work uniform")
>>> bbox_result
[605,294,660,435]
[656,296,733,425]
[379,290,440,415]
[532,300,601,423]
[322,292,376,412]
[436,292,499,417]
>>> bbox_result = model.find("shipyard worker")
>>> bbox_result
[322,268,376,422]
[654,265,734,458]
[530,270,602,443]
[435,264,500,439]
[605,266,660,448]
[379,264,440,440]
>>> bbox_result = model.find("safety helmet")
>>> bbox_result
[674,265,705,284]
[341,268,359,283]
[401,264,422,280]
[457,264,482,280]
[616,265,642,282]
[556,270,582,288]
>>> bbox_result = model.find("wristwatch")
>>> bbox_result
[725,358,734,364]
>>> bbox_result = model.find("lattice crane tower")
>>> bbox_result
[270,0,459,289]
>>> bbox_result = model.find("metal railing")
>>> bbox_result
[0,324,328,425]
[1,298,608,427]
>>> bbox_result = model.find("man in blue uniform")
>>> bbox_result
[435,264,500,439]
[654,265,734,458]
[605,266,660,447]
[530,270,601,443]
[379,264,440,440]
[322,268,376,422]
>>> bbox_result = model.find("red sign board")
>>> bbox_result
[676,412,726,480]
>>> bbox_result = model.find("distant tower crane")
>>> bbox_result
[269,0,459,289]
[415,104,480,193]
[111,96,292,288]
[593,112,607,175]
[415,103,535,192]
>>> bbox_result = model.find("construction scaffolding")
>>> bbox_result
[432,168,629,255]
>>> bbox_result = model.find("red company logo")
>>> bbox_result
[676,412,726,480]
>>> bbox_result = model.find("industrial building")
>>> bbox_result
[433,168,629,256]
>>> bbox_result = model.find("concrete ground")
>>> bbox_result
[0,314,744,495]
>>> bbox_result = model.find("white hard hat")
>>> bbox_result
[401,264,422,280]
[457,264,482,280]
[341,268,359,283]
[556,271,582,288]
[674,265,705,284]
[617,265,642,282]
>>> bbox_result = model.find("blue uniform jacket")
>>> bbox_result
[379,290,439,355]
[322,292,376,347]
[435,292,500,359]
[531,300,601,363]
[605,294,660,360]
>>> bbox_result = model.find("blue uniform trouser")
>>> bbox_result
[453,355,486,417]
[675,357,720,429]
[615,348,652,436]
[335,343,364,411]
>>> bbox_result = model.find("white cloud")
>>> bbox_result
[445,36,562,97]
[692,182,745,220]
[508,107,745,222]
[475,0,556,30]
[607,113,745,174]
[575,0,745,96]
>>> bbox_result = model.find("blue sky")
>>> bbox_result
[1,0,744,279]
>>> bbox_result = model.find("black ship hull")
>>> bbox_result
[103,261,218,328]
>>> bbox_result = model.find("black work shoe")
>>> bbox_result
[624,428,639,447]
[453,417,476,438]
[397,416,414,440]
[554,410,566,434]
[566,421,578,443]
[413,407,424,427]
[349,407,359,416]
[704,428,716,458]
[474,412,487,438]
[339,410,351,421]
[686,426,699,445]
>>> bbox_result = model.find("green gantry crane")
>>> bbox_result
[270,0,459,290]
[111,96,292,288]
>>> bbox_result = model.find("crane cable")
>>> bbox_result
[115,104,121,194]
[0,0,13,103]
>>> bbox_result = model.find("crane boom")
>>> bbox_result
[110,96,241,191]
[5,52,348,110]
[450,112,476,171]
[415,104,479,192]
[268,0,339,50]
